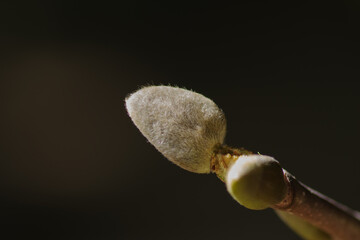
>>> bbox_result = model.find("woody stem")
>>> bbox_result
[211,145,360,240]
[273,171,360,240]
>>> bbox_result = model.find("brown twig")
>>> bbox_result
[212,146,360,239]
[274,171,360,240]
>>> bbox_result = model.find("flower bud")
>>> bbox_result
[125,86,226,173]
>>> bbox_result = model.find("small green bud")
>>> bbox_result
[226,155,287,210]
[125,86,226,173]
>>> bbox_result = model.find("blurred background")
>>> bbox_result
[0,0,360,239]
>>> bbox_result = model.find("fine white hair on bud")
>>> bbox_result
[125,85,226,173]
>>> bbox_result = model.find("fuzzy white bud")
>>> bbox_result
[125,86,226,173]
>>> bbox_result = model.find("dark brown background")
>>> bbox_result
[0,0,360,239]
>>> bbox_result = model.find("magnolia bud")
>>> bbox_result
[125,86,226,173]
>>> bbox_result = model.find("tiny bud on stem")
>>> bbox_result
[226,155,287,210]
